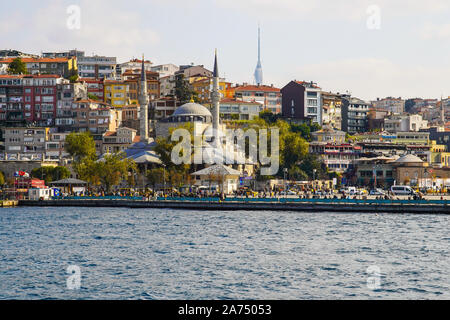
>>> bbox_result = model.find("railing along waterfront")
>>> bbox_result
[156,197,450,205]
[46,196,450,206]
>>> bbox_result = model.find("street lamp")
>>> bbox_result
[313,169,317,190]
[162,164,166,198]
[283,168,288,198]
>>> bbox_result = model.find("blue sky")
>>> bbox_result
[1,0,450,100]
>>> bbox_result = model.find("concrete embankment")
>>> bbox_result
[17,199,450,214]
[0,200,18,207]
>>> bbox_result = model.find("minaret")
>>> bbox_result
[212,49,220,137]
[138,55,149,143]
[441,95,445,125]
[254,25,263,85]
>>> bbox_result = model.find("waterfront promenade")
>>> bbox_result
[18,196,450,214]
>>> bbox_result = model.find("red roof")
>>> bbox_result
[133,135,140,143]
[0,74,61,79]
[235,85,280,92]
[220,98,261,105]
[295,81,321,89]
[0,57,71,63]
[79,78,104,83]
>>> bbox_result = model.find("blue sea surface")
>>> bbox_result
[0,207,448,299]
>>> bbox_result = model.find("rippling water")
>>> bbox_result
[0,207,449,299]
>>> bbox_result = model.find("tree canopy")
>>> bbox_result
[31,166,71,184]
[175,74,199,103]
[65,131,97,162]
[7,57,27,75]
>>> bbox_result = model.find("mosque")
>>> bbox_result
[123,51,256,190]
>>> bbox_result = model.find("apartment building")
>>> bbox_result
[77,54,117,79]
[0,74,67,127]
[384,114,428,133]
[309,127,360,172]
[151,64,179,78]
[321,91,342,129]
[80,78,104,101]
[372,97,405,114]
[102,127,139,154]
[0,57,77,78]
[192,77,232,103]
[118,59,153,79]
[3,127,49,158]
[159,75,176,97]
[281,81,322,123]
[69,100,121,154]
[203,98,262,121]
[341,97,370,134]
[104,80,129,107]
[45,132,70,160]
[235,84,281,114]
[123,70,159,103]
[150,97,183,120]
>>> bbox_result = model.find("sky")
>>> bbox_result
[1,0,450,101]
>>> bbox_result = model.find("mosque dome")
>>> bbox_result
[394,154,423,164]
[172,102,212,117]
[164,102,212,123]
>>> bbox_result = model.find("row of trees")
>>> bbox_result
[150,113,334,185]
[65,132,137,192]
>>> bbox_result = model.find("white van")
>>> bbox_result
[390,185,416,195]
[340,186,357,195]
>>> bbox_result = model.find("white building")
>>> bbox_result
[215,99,262,120]
[78,55,117,79]
[119,59,153,78]
[384,114,428,133]
[151,64,179,78]
[372,97,405,114]
[159,75,176,97]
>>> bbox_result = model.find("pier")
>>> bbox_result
[17,197,450,214]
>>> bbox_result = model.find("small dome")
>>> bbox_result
[172,102,212,117]
[395,154,423,163]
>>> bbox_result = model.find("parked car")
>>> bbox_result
[369,188,386,195]
[390,185,417,195]
[341,187,357,195]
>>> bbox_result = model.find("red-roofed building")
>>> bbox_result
[80,78,104,101]
[0,57,77,78]
[101,127,138,154]
[0,74,67,126]
[234,84,281,114]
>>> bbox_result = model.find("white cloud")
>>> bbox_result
[296,58,449,100]
[420,22,450,39]
[1,0,160,62]
[215,0,450,21]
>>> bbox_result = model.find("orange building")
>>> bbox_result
[122,69,160,104]
[191,77,233,103]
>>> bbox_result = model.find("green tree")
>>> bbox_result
[95,152,136,192]
[31,166,71,184]
[7,57,27,74]
[146,168,167,190]
[280,132,309,172]
[88,93,99,101]
[0,171,5,185]
[289,166,309,181]
[259,110,278,124]
[74,158,101,186]
[65,132,97,162]
[175,74,199,103]
[299,154,328,180]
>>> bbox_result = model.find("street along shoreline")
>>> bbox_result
[17,198,450,214]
